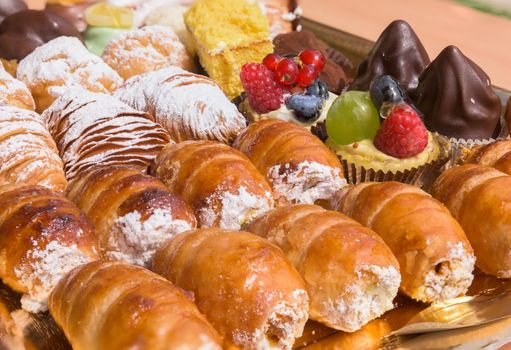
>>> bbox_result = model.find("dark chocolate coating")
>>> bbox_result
[506,97,511,137]
[0,10,82,61]
[45,2,96,33]
[412,45,501,140]
[0,0,27,24]
[349,20,430,92]
[273,29,351,94]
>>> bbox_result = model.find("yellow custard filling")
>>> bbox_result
[326,133,445,173]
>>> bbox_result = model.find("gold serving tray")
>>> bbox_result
[2,17,511,350]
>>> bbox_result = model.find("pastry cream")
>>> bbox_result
[326,133,444,173]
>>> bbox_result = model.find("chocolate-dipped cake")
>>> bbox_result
[0,0,27,24]
[413,45,501,140]
[45,1,97,33]
[0,10,82,61]
[273,29,351,94]
[349,19,430,92]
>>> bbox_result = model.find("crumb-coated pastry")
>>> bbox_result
[102,25,194,80]
[184,0,274,98]
[67,166,197,267]
[246,204,400,332]
[0,105,67,192]
[331,182,475,303]
[233,119,345,205]
[43,89,171,181]
[152,228,309,349]
[0,61,35,110]
[152,140,274,230]
[0,185,98,313]
[467,140,511,175]
[115,67,246,143]
[432,164,511,278]
[50,260,222,350]
[17,36,123,112]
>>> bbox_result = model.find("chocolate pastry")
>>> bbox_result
[0,10,81,61]
[349,19,430,92]
[505,97,511,137]
[0,0,27,24]
[45,1,96,33]
[413,45,501,140]
[273,29,351,94]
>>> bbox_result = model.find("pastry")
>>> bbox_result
[67,166,197,267]
[246,204,400,332]
[466,140,511,175]
[152,228,309,349]
[50,260,222,350]
[349,20,430,92]
[273,29,351,94]
[432,164,511,277]
[330,181,475,303]
[0,61,35,110]
[102,25,194,80]
[17,36,123,112]
[506,96,511,135]
[184,0,274,98]
[0,185,98,313]
[151,140,274,229]
[106,0,179,28]
[259,0,297,39]
[0,9,81,62]
[0,105,67,192]
[45,0,97,33]
[0,0,27,23]
[42,89,171,181]
[232,119,345,205]
[412,45,502,141]
[115,67,246,143]
[0,58,17,76]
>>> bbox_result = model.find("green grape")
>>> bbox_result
[326,91,381,145]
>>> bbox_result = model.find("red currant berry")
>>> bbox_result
[297,64,318,87]
[299,49,326,72]
[275,58,299,87]
[262,53,281,71]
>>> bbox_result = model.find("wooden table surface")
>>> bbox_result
[300,0,511,90]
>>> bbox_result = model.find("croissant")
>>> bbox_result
[0,61,35,110]
[232,119,345,205]
[152,228,309,349]
[42,89,171,181]
[151,140,274,229]
[245,204,400,332]
[0,185,98,313]
[432,164,511,277]
[114,66,246,144]
[49,260,222,350]
[330,181,475,303]
[0,105,67,192]
[67,166,197,267]
[466,140,511,175]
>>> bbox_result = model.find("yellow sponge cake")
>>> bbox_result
[184,0,274,98]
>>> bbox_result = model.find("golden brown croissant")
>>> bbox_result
[152,228,309,349]
[432,164,511,277]
[151,140,274,229]
[49,260,222,350]
[330,182,475,303]
[233,119,345,205]
[0,105,67,192]
[466,140,511,175]
[245,204,400,332]
[0,185,98,313]
[42,89,171,181]
[0,61,35,110]
[67,166,197,267]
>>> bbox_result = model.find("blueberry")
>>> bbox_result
[306,79,329,100]
[369,75,405,109]
[286,93,324,122]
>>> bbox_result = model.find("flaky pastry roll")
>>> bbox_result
[467,139,511,175]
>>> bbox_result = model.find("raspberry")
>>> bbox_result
[373,104,428,158]
[240,63,288,114]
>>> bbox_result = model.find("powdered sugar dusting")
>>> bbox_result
[198,186,273,230]
[14,241,93,313]
[0,62,35,110]
[267,161,346,204]
[115,66,246,144]
[108,208,193,267]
